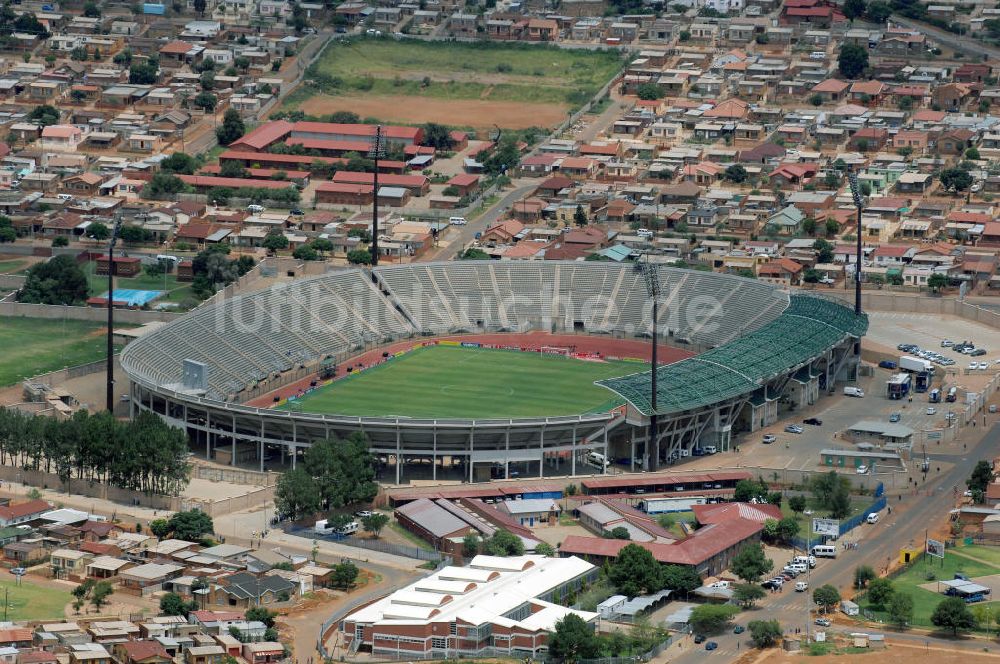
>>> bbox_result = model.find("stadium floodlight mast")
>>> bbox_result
[635,258,661,472]
[847,171,864,317]
[106,214,124,412]
[368,125,386,267]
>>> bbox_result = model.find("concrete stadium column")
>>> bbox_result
[432,428,438,481]
[603,428,609,475]
[505,429,510,481]
[258,436,264,473]
[469,429,475,483]
[571,424,577,477]
[231,414,237,467]
[538,428,544,478]
[396,430,402,485]
[290,445,297,470]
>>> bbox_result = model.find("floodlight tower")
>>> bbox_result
[847,171,864,316]
[106,214,123,412]
[636,259,662,471]
[368,125,386,267]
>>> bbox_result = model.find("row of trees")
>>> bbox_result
[0,408,191,495]
[273,433,378,520]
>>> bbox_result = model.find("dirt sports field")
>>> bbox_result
[297,94,568,132]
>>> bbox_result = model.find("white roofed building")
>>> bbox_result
[342,554,598,657]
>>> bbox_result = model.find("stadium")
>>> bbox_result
[119,262,868,483]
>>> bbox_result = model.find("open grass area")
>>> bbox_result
[780,495,876,533]
[0,259,28,274]
[287,38,623,129]
[81,261,197,309]
[0,317,125,386]
[282,345,638,418]
[0,578,69,621]
[858,547,1000,628]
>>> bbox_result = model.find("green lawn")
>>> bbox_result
[0,317,126,386]
[300,38,623,107]
[858,548,1000,628]
[0,578,69,621]
[81,261,197,309]
[655,511,695,539]
[781,495,875,533]
[282,345,639,418]
[0,259,28,274]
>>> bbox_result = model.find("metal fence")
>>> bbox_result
[339,535,443,562]
[789,495,887,551]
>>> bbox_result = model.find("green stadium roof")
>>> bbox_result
[597,295,868,416]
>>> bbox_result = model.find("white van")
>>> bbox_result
[788,562,808,574]
[586,452,610,469]
[636,229,654,238]
[703,445,717,455]
[449,216,468,226]
[794,555,816,568]
[866,512,880,524]
[795,581,809,592]
[812,544,838,558]
[247,204,265,213]
[843,386,865,398]
[314,519,359,536]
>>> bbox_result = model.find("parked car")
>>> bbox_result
[733,625,745,634]
[355,510,374,518]
[762,434,776,444]
[972,349,988,357]
[694,635,706,644]
[889,412,901,422]
[795,581,808,592]
[705,642,718,651]
[815,618,832,627]
[857,465,869,475]
[784,424,803,434]
[942,339,954,347]
[980,362,990,370]
[927,407,937,415]
[9,568,25,576]
[803,417,822,425]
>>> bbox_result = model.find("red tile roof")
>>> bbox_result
[331,172,428,188]
[811,79,849,93]
[119,641,171,663]
[692,502,782,524]
[285,137,372,153]
[0,499,50,522]
[446,173,479,187]
[177,175,295,190]
[291,121,421,142]
[229,120,295,151]
[316,182,373,195]
[581,470,751,490]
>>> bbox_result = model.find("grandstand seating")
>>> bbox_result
[122,263,797,399]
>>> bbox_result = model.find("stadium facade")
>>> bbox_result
[121,262,867,482]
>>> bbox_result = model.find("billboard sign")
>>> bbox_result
[812,518,839,536]
[927,539,945,559]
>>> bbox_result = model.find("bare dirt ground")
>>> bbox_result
[749,641,1000,664]
[297,94,569,131]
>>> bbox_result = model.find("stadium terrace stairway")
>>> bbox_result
[597,294,869,415]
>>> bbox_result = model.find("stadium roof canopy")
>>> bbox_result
[597,295,868,416]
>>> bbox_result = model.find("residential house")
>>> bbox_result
[810,79,849,102]
[757,258,804,286]
[51,549,93,580]
[933,83,973,111]
[0,500,50,527]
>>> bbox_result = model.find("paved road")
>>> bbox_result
[891,16,1000,60]
[671,420,997,663]
[423,183,538,260]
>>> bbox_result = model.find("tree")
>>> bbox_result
[27,104,60,127]
[460,248,489,260]
[734,478,769,502]
[838,43,869,79]
[548,613,600,664]
[661,565,702,595]
[609,543,663,597]
[825,218,840,237]
[866,0,892,21]
[193,91,217,112]
[90,580,113,609]
[167,509,214,542]
[52,236,68,247]
[776,517,800,543]
[802,217,817,235]
[679,29,691,41]
[868,577,894,607]
[535,542,556,556]
[119,225,153,245]
[86,222,109,242]
[844,0,866,20]
[332,561,359,589]
[854,565,876,589]
[346,249,373,265]
[940,167,973,194]
[966,148,980,160]
[216,109,246,146]
[422,122,455,150]
[146,173,188,196]
[968,460,994,494]
[302,434,378,509]
[730,544,773,583]
[813,584,841,613]
[18,255,89,305]
[747,620,783,648]
[607,526,630,540]
[129,60,159,85]
[219,160,247,178]
[724,164,747,183]
[149,518,171,541]
[927,272,949,292]
[689,604,739,635]
[810,470,851,518]
[263,230,289,254]
[931,596,976,635]
[72,579,95,613]
[462,533,479,558]
[809,93,824,107]
[789,495,807,514]
[485,529,524,556]
[161,152,197,175]
[361,513,389,538]
[292,244,318,261]
[83,1,101,16]
[246,606,276,627]
[887,592,914,629]
[160,592,194,617]
[194,0,207,15]
[574,204,588,227]
[274,468,321,521]
[734,582,767,608]
[312,238,334,255]
[637,82,663,100]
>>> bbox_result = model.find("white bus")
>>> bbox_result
[811,544,838,558]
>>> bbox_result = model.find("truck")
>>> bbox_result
[915,371,930,393]
[900,355,933,373]
[843,386,864,398]
[886,373,911,400]
[314,519,359,537]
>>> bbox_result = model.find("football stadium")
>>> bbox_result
[119,262,868,483]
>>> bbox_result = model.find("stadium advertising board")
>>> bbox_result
[812,518,839,536]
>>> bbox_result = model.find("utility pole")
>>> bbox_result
[847,172,864,317]
[105,215,124,412]
[368,125,386,267]
[636,259,662,471]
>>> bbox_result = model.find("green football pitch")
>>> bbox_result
[0,317,122,387]
[283,345,645,418]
